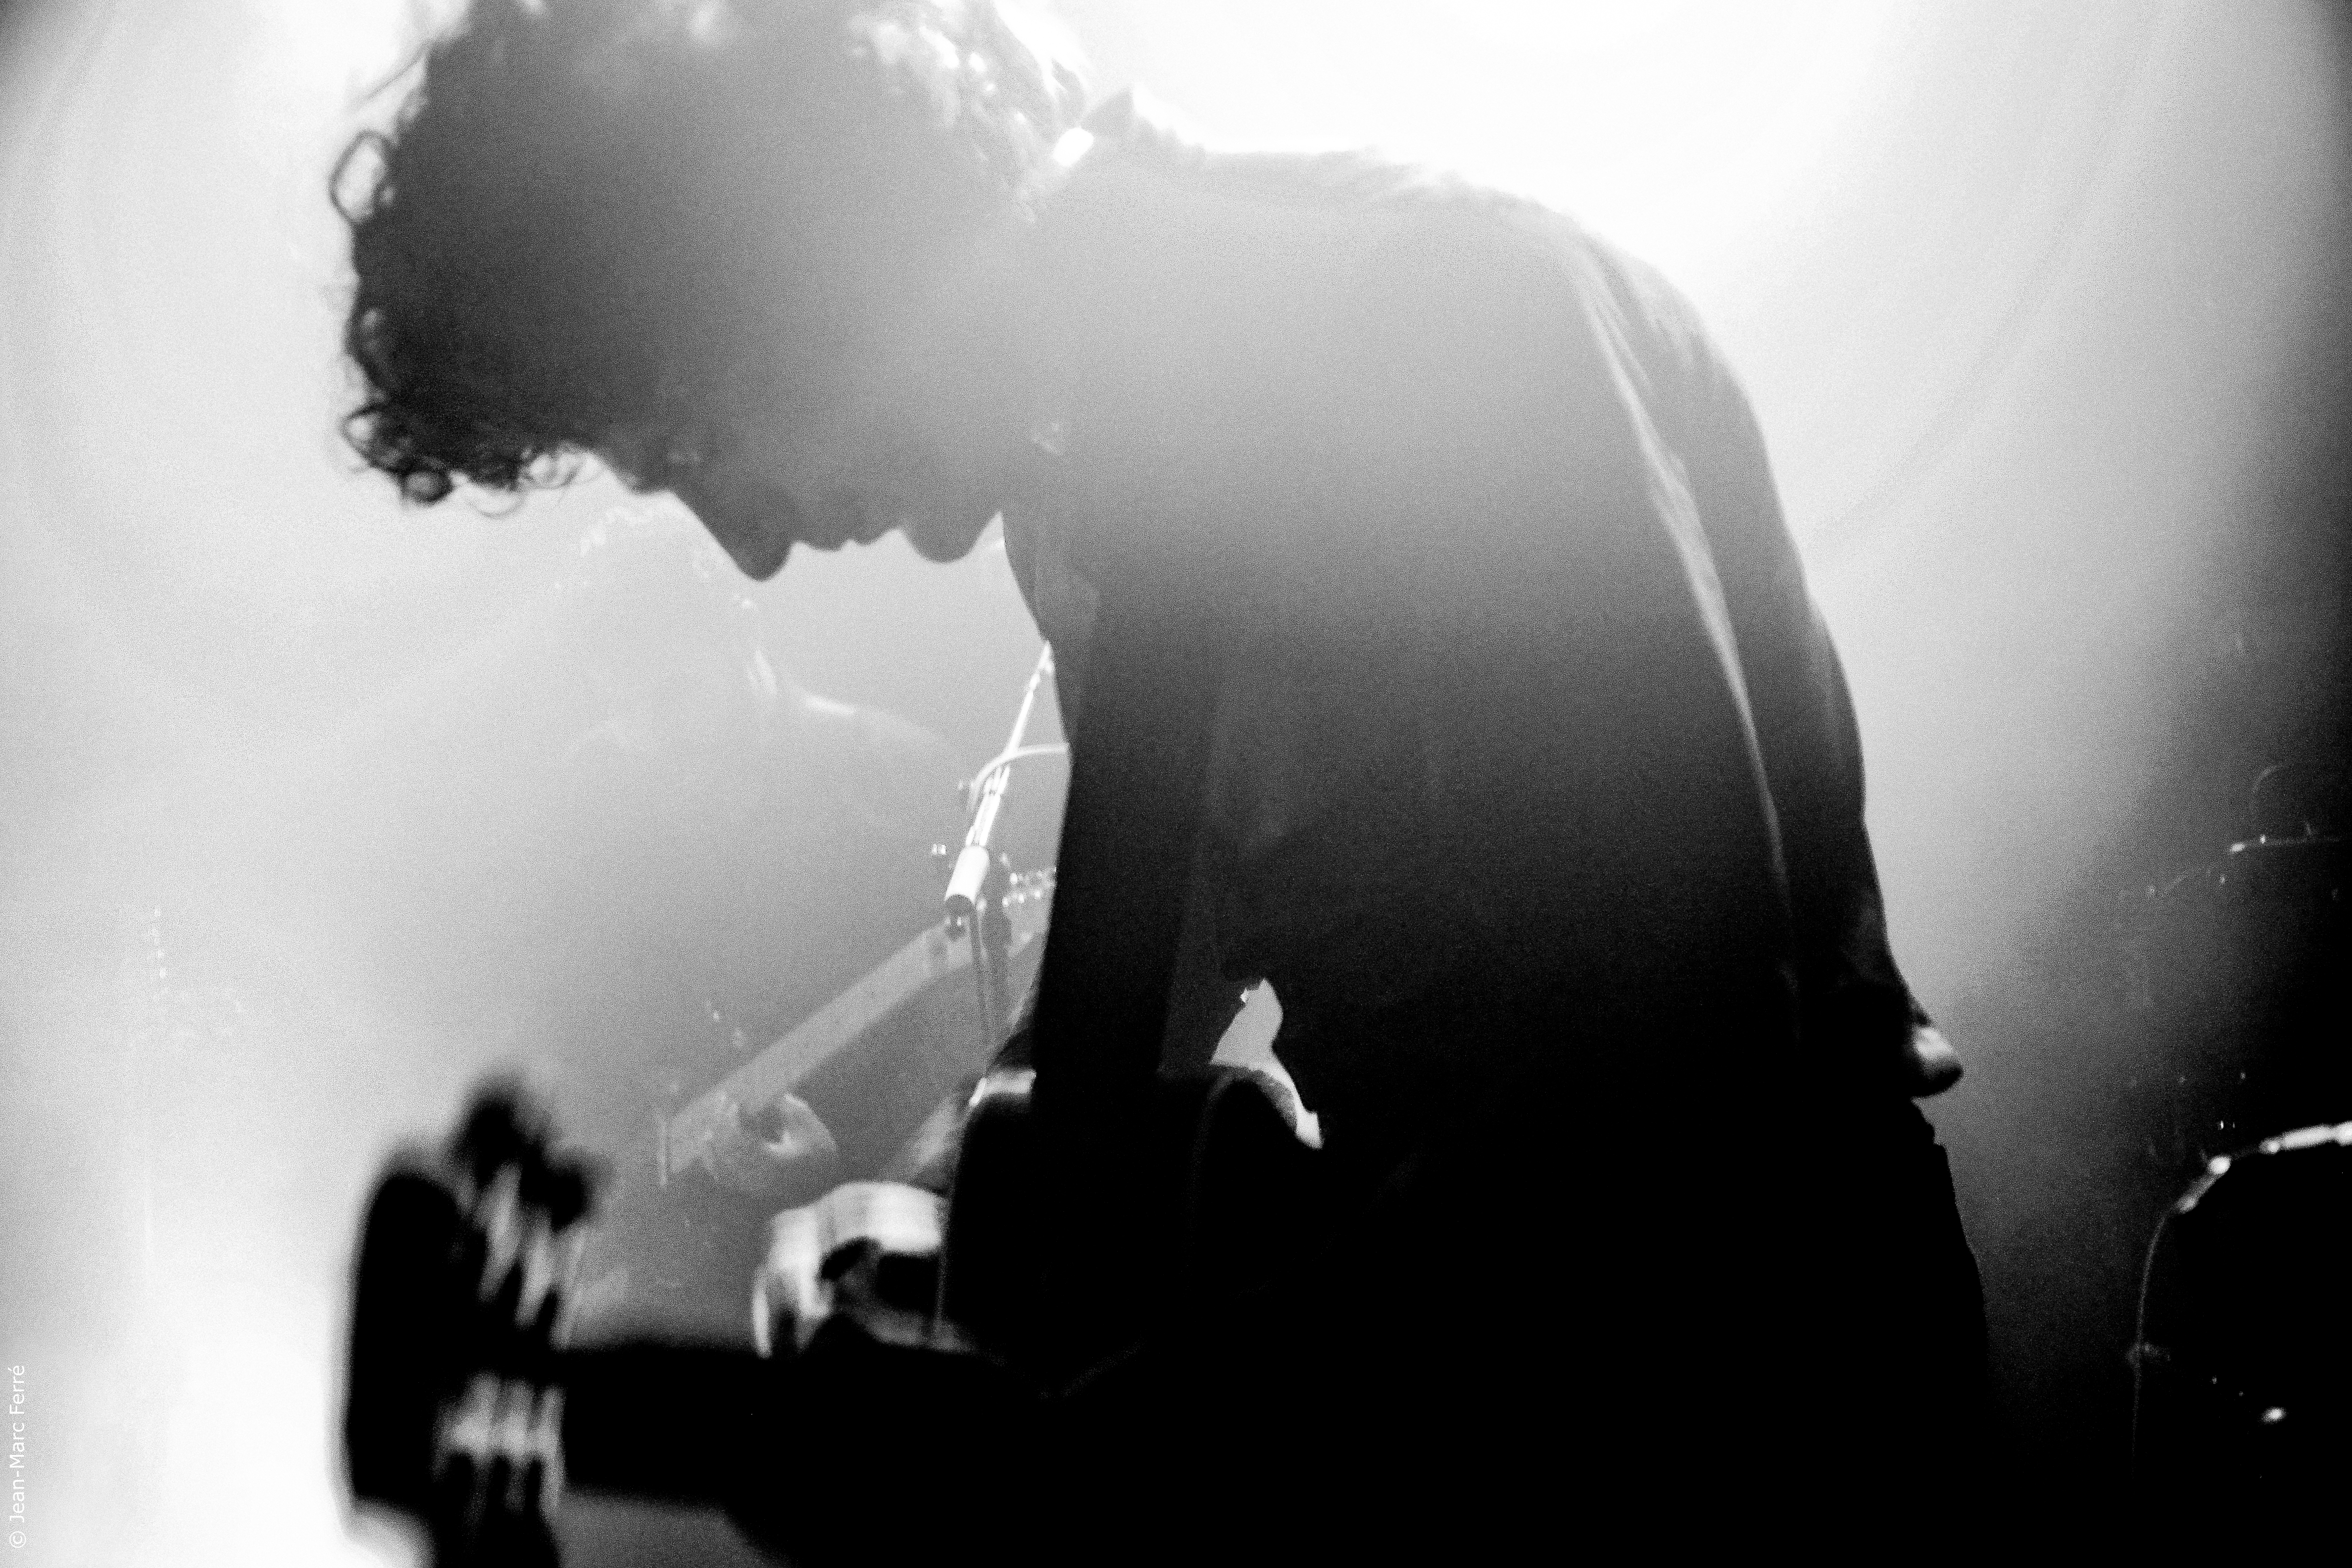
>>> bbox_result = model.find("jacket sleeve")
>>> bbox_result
[1603,252,1943,1085]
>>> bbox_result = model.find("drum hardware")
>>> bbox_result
[2129,1119,2352,1515]
[2123,828,2350,1171]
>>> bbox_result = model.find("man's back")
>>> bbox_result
[1007,99,1863,1161]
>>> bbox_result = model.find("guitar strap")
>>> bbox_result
[1025,523,1230,1143]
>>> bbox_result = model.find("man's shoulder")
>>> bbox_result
[1574,228,1725,400]
[1082,89,1609,287]
[1079,87,1709,334]
[1300,162,1715,401]
[1083,87,1478,217]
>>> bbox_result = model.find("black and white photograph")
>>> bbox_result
[0,1,2346,1562]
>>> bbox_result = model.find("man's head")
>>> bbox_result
[337,0,1079,574]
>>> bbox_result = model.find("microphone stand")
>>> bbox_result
[943,645,1063,1045]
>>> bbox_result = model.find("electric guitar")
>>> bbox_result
[343,529,1285,1563]
[560,870,1056,1335]
[343,1063,1314,1563]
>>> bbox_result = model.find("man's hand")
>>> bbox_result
[1901,1023,1964,1098]
[704,1089,842,1205]
[751,1181,946,1356]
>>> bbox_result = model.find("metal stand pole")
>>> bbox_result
[944,646,1062,1046]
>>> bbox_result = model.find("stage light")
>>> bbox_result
[1069,0,1893,289]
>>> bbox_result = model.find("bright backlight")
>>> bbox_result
[1095,0,1892,288]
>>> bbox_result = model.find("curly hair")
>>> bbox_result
[336,0,1082,503]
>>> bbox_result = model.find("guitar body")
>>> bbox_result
[343,1071,1321,1563]
[940,1065,1322,1377]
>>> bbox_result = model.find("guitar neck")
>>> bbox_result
[553,1339,773,1507]
[660,875,1053,1181]
[568,877,1054,1327]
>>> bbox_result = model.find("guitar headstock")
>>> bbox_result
[343,1083,598,1567]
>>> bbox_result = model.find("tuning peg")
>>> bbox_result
[518,1152,599,1232]
[448,1081,552,1192]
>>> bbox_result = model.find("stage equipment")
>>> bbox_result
[2125,831,2350,1170]
[2130,1120,2352,1522]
